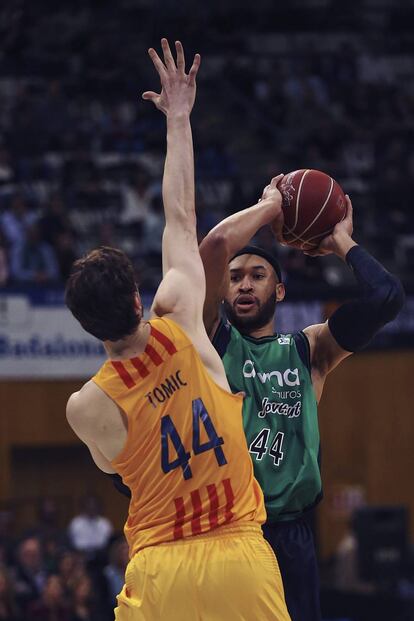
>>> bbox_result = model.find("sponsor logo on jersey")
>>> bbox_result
[242,359,300,386]
[271,388,301,398]
[258,396,301,419]
[277,336,290,345]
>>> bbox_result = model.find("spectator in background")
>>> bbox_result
[0,566,21,621]
[54,229,78,281]
[28,498,64,546]
[120,165,155,230]
[57,550,87,602]
[68,495,113,560]
[0,227,9,286]
[27,574,71,621]
[103,536,129,609]
[0,147,14,186]
[37,191,78,280]
[38,193,71,248]
[0,227,9,284]
[12,537,47,615]
[24,498,69,574]
[10,223,59,284]
[0,509,15,566]
[71,574,102,621]
[1,194,37,247]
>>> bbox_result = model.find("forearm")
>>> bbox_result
[201,198,280,258]
[328,245,405,351]
[163,114,195,228]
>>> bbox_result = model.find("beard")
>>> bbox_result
[223,291,277,334]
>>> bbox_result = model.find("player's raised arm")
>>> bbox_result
[142,39,203,330]
[303,195,405,399]
[199,177,284,337]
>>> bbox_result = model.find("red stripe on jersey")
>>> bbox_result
[130,357,150,378]
[173,496,186,540]
[145,343,163,366]
[190,489,203,535]
[222,478,235,524]
[111,361,135,388]
[150,325,177,355]
[207,483,219,530]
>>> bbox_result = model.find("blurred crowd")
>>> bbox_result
[0,0,413,293]
[0,494,127,621]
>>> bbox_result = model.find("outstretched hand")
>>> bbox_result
[142,39,201,117]
[304,194,355,258]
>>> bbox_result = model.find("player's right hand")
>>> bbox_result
[142,39,201,118]
[261,174,285,244]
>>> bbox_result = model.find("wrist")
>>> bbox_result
[166,112,191,125]
[259,197,283,220]
[333,231,357,260]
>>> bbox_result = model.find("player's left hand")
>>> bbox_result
[304,194,354,257]
[142,39,201,117]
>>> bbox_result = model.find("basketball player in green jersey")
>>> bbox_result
[199,181,404,621]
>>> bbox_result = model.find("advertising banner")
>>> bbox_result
[0,289,411,379]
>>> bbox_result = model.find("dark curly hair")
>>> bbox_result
[65,247,141,341]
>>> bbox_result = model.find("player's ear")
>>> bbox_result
[276,282,285,302]
[134,292,143,318]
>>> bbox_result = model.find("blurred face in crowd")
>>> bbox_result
[18,538,42,572]
[0,567,11,597]
[224,254,285,333]
[73,576,92,604]
[43,575,64,606]
[58,550,85,579]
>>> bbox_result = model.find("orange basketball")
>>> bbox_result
[275,169,346,250]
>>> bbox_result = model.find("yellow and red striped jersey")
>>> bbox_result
[92,317,265,556]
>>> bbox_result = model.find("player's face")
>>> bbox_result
[224,255,285,332]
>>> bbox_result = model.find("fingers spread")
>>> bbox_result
[142,91,159,102]
[188,53,201,86]
[175,40,185,73]
[148,47,167,79]
[161,37,176,71]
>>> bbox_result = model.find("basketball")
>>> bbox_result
[274,169,347,250]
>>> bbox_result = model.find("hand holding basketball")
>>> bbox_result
[304,195,356,258]
[261,174,285,241]
[261,174,284,206]
[272,169,347,251]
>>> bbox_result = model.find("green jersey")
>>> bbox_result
[213,320,321,523]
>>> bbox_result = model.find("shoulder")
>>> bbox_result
[212,318,237,356]
[291,330,312,371]
[66,380,112,431]
[149,316,191,351]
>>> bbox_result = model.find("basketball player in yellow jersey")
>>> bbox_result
[65,39,290,621]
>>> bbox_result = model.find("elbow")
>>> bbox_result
[199,229,230,258]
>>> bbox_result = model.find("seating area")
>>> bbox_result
[0,0,413,293]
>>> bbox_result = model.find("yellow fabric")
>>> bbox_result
[93,317,266,557]
[114,523,290,621]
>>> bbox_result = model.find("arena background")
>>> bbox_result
[0,1,413,619]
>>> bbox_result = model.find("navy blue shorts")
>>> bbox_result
[262,516,322,621]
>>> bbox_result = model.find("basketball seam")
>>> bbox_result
[293,169,309,230]
[287,176,334,243]
[282,226,319,248]
[304,210,347,244]
[283,202,346,249]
